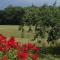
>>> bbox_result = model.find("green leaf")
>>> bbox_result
[6,48,16,59]
[28,57,32,60]
[0,51,4,58]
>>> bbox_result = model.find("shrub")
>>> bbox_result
[0,34,41,60]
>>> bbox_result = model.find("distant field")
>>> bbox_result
[0,25,35,43]
[0,25,60,42]
[0,25,60,44]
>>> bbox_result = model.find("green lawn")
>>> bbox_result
[0,25,35,43]
[0,25,34,37]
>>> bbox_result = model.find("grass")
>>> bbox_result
[0,25,35,43]
[0,25,34,37]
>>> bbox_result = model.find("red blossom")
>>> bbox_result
[27,43,34,49]
[7,36,16,47]
[0,46,3,51]
[14,42,22,51]
[0,34,6,45]
[0,34,40,60]
[0,34,6,40]
[17,52,28,60]
[22,44,28,52]
[32,54,39,60]
[2,55,7,60]
[32,47,39,52]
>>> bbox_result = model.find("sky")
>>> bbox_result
[0,0,60,9]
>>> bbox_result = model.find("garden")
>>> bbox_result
[0,1,60,60]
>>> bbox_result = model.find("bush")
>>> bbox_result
[0,34,41,60]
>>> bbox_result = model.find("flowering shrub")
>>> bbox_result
[0,34,40,60]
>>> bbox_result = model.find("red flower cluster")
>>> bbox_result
[0,34,39,60]
[17,52,28,60]
[32,54,39,60]
[2,55,7,60]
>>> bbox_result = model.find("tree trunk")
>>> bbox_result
[28,25,32,32]
[18,25,21,31]
[21,25,24,38]
[35,24,37,32]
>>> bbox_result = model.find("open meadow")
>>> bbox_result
[0,25,35,43]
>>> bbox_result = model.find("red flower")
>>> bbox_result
[27,43,34,49]
[7,36,16,47]
[2,40,7,46]
[0,35,40,60]
[17,52,28,60]
[23,44,28,48]
[2,55,7,60]
[0,46,3,51]
[22,44,28,52]
[2,46,10,53]
[0,34,6,40]
[14,42,22,51]
[32,47,39,52]
[0,34,6,45]
[32,54,39,60]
